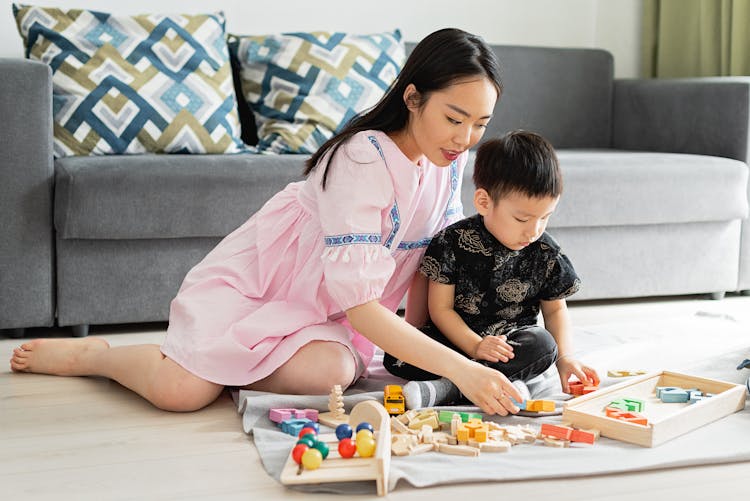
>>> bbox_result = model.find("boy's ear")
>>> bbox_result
[403,83,421,111]
[473,188,492,216]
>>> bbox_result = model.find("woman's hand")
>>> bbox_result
[473,334,514,363]
[556,356,600,393]
[451,361,522,415]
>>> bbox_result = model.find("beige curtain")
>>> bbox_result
[642,0,750,77]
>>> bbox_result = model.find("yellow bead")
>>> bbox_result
[356,435,377,458]
[301,448,323,470]
[355,429,374,442]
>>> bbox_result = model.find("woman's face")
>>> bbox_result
[399,77,498,167]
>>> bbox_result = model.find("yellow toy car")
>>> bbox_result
[384,384,405,415]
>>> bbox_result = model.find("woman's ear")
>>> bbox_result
[403,83,421,111]
[473,188,492,216]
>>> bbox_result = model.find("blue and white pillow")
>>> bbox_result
[13,4,246,157]
[232,30,405,154]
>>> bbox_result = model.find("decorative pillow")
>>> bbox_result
[232,30,405,154]
[13,4,246,156]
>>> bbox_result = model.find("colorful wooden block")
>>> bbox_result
[438,410,483,423]
[568,378,599,396]
[525,399,555,412]
[510,397,527,410]
[280,418,316,436]
[408,410,439,430]
[607,370,647,377]
[568,380,585,396]
[540,423,572,440]
[269,408,319,423]
[659,388,689,403]
[569,429,597,444]
[607,398,644,412]
[604,407,648,426]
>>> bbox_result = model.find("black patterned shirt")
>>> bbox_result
[419,214,581,337]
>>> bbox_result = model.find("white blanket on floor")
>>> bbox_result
[235,310,750,495]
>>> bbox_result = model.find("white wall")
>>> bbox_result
[1,0,643,77]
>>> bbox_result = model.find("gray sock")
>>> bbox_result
[402,377,461,409]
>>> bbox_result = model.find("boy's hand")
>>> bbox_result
[473,335,514,363]
[556,356,600,393]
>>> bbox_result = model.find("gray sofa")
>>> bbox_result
[1,44,749,338]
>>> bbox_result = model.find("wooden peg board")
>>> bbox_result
[280,400,391,496]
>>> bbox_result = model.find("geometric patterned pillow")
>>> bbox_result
[13,4,246,157]
[231,30,405,154]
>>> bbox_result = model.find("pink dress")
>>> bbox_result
[161,130,466,386]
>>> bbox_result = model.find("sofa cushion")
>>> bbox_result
[13,5,245,157]
[461,150,749,227]
[55,154,306,240]
[232,30,405,153]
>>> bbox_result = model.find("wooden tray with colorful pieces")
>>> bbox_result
[562,370,746,447]
[279,400,391,496]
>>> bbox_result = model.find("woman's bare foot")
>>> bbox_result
[10,338,110,376]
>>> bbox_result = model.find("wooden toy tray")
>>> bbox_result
[280,400,391,496]
[562,371,746,447]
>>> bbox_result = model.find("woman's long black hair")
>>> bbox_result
[304,28,503,188]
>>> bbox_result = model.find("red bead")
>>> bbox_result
[338,438,357,458]
[291,443,309,464]
[298,427,317,438]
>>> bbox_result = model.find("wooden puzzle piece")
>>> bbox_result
[280,418,317,436]
[269,408,319,423]
[437,410,483,423]
[604,406,648,425]
[607,370,647,377]
[525,399,555,412]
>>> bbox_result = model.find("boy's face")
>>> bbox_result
[474,189,560,250]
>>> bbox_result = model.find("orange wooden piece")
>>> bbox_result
[569,429,596,444]
[604,406,648,426]
[540,423,572,440]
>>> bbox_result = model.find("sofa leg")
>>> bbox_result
[709,292,726,300]
[71,324,89,337]
[2,328,26,339]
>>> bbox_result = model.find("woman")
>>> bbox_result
[11,28,522,415]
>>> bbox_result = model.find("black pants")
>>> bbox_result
[384,324,558,382]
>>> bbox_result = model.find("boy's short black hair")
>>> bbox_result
[472,130,561,202]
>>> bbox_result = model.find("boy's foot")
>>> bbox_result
[9,338,110,376]
[402,377,462,409]
[512,379,532,402]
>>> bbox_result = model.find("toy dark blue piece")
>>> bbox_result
[335,423,353,440]
[356,421,374,433]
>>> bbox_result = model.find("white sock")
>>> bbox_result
[402,378,461,409]
[512,379,532,402]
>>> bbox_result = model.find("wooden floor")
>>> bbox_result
[2,295,749,500]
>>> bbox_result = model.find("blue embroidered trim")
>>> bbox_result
[384,202,400,249]
[396,238,432,250]
[444,160,460,220]
[367,135,386,161]
[324,234,382,246]
[446,204,463,217]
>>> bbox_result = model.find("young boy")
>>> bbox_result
[384,130,600,409]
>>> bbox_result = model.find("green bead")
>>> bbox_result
[312,440,330,459]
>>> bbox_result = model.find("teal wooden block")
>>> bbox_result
[660,388,689,403]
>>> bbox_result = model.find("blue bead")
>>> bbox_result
[335,423,352,440]
[356,422,374,433]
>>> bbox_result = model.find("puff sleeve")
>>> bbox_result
[539,250,581,300]
[316,134,397,312]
